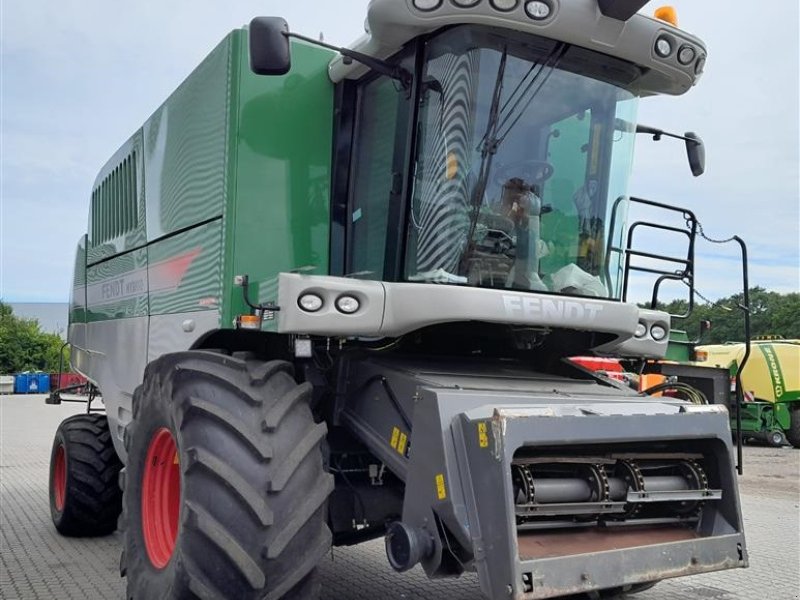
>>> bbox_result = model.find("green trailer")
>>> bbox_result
[47,2,748,599]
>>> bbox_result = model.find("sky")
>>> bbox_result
[1,0,798,305]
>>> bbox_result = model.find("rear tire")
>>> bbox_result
[120,351,333,600]
[49,413,123,536]
[786,405,800,449]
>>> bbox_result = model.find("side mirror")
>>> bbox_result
[249,17,291,76]
[684,131,705,177]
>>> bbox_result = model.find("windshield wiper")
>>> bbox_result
[458,44,567,276]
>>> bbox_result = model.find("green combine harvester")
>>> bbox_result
[46,1,749,598]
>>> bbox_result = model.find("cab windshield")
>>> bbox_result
[404,26,641,299]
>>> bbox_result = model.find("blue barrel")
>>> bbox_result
[14,373,30,394]
[13,372,50,394]
[35,373,50,393]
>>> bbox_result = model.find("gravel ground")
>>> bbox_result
[1,395,798,600]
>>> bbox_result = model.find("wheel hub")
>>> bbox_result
[141,428,180,569]
[53,444,66,512]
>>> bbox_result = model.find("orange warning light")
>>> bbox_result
[654,6,678,27]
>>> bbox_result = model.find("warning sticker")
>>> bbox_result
[397,432,408,455]
[435,474,447,500]
[390,427,400,450]
[478,422,489,448]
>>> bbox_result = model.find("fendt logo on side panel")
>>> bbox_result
[501,294,604,322]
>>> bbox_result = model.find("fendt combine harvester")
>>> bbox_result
[47,1,748,598]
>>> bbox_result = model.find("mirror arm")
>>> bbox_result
[285,32,412,88]
[636,124,700,145]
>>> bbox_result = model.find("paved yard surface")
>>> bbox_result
[2,395,798,600]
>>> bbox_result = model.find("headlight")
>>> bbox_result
[298,293,323,313]
[336,295,361,314]
[491,0,519,11]
[678,45,696,65]
[525,0,552,20]
[650,324,668,341]
[413,0,443,10]
[635,322,648,338]
[695,55,706,74]
[655,36,673,58]
[452,0,481,6]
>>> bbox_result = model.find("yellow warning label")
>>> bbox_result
[478,422,489,448]
[390,427,400,450]
[397,432,408,455]
[435,474,447,500]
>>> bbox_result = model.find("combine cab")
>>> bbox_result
[47,1,748,598]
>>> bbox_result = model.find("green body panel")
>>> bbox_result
[736,401,792,435]
[147,219,223,316]
[143,37,232,242]
[665,330,693,362]
[70,236,87,325]
[220,36,335,327]
[86,248,149,322]
[71,30,334,332]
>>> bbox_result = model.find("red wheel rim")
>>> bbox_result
[142,428,180,569]
[53,444,66,512]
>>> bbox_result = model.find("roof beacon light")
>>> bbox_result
[654,6,678,27]
[413,0,443,11]
[525,0,551,20]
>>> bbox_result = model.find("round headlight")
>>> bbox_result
[490,0,519,11]
[635,322,647,338]
[655,36,673,58]
[298,293,323,313]
[413,0,443,10]
[453,0,481,6]
[678,45,696,65]
[695,54,706,75]
[650,324,668,341]
[336,295,361,314]
[525,0,552,20]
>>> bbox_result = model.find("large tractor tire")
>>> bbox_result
[49,413,123,536]
[786,404,800,449]
[120,351,333,600]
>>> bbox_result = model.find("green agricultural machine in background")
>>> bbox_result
[46,1,750,599]
[693,338,800,448]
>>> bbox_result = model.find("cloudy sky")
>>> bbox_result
[2,0,798,305]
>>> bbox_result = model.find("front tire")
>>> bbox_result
[120,351,333,600]
[49,413,123,536]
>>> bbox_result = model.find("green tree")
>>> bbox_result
[660,288,800,343]
[0,302,69,373]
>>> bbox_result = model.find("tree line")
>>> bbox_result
[0,302,69,374]
[654,288,799,344]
